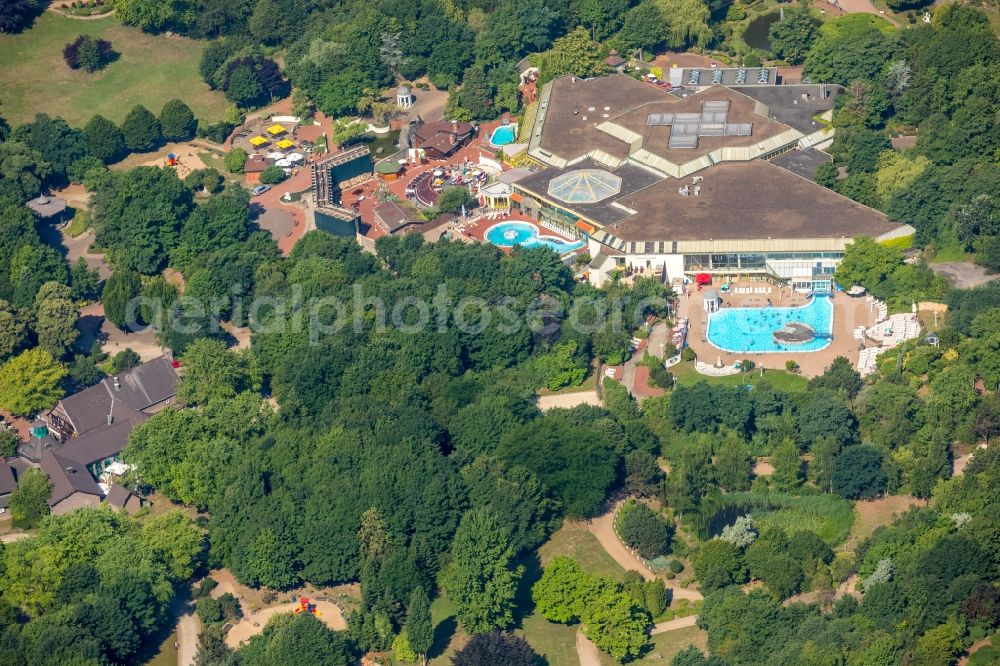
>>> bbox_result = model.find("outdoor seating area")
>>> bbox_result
[233,118,303,156]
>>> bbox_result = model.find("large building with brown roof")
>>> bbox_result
[513,74,912,289]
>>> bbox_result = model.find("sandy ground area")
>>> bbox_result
[225,601,347,648]
[931,262,998,289]
[538,391,602,411]
[176,609,200,666]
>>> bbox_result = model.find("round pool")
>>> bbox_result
[489,124,518,147]
[485,221,585,255]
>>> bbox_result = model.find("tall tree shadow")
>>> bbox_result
[428,615,457,660]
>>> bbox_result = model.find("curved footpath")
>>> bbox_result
[587,501,703,602]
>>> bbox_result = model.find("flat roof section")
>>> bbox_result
[607,161,901,242]
[730,85,842,134]
[606,87,790,164]
[770,147,833,181]
[537,75,667,163]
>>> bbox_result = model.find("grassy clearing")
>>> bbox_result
[428,591,466,665]
[634,626,708,665]
[0,13,228,126]
[518,613,580,666]
[539,522,627,582]
[671,361,809,392]
[847,495,924,546]
[696,492,855,546]
[143,631,177,666]
[64,210,89,237]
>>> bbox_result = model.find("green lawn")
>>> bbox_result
[538,522,627,582]
[518,613,580,666]
[0,13,228,126]
[671,361,809,392]
[629,626,708,666]
[144,630,177,666]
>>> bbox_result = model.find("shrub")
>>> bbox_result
[223,148,248,174]
[0,429,19,458]
[195,577,219,598]
[618,501,673,559]
[111,348,141,373]
[669,559,684,574]
[259,166,287,184]
[63,35,113,72]
[681,347,696,362]
[196,119,236,144]
[648,363,673,389]
[785,359,799,373]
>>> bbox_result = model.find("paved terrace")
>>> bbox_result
[680,280,875,378]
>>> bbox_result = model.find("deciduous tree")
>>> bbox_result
[9,467,51,528]
[444,509,523,634]
[0,348,66,415]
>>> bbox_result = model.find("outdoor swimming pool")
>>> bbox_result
[706,294,834,353]
[489,124,518,146]
[485,221,585,254]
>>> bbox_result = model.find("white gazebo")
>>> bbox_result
[396,85,413,109]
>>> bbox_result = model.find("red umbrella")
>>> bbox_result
[695,273,712,285]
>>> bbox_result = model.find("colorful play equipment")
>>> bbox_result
[165,154,179,167]
[292,597,321,617]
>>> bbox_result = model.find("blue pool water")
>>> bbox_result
[485,221,585,254]
[489,124,517,146]
[706,295,834,353]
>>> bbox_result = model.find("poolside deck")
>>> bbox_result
[680,280,875,378]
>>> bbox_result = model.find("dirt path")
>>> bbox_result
[588,501,703,602]
[651,614,699,635]
[538,391,601,411]
[576,631,602,666]
[0,532,32,544]
[225,601,347,648]
[958,636,993,665]
[175,606,200,666]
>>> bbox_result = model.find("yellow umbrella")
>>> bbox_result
[267,124,287,136]
[276,138,295,149]
[249,136,269,146]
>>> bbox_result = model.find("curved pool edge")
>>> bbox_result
[483,221,585,255]
[704,294,835,354]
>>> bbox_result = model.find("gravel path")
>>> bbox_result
[576,631,602,666]
[651,614,699,635]
[588,501,703,602]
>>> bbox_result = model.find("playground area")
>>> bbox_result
[138,144,208,180]
[225,597,347,648]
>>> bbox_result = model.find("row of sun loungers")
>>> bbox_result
[856,347,885,376]
[732,287,772,295]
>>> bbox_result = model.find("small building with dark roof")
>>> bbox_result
[44,356,179,440]
[604,50,626,73]
[373,200,422,235]
[0,464,17,513]
[411,119,475,160]
[105,483,142,514]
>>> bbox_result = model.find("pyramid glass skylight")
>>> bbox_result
[547,169,622,204]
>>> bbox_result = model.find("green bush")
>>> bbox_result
[681,347,696,362]
[669,559,684,574]
[259,166,288,185]
[0,429,19,458]
[223,148,248,174]
[618,501,673,559]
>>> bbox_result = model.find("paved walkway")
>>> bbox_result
[651,614,699,635]
[588,501,703,602]
[176,609,199,666]
[576,631,602,666]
